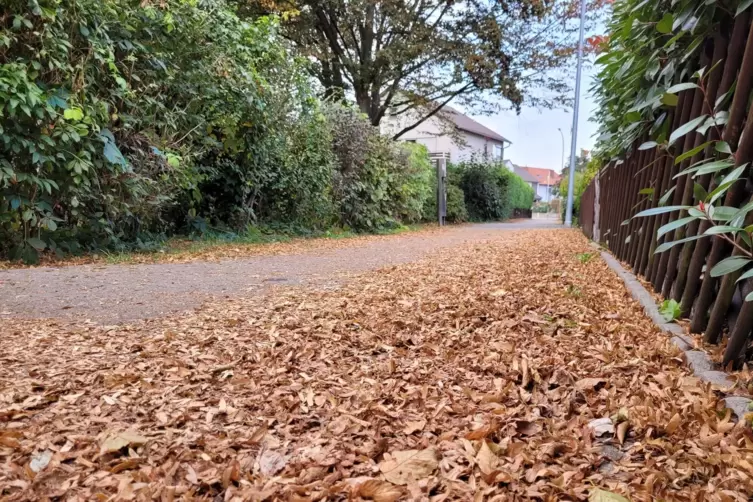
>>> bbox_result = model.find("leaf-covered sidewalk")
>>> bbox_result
[1,229,752,501]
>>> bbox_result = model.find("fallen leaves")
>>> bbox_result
[1,229,751,500]
[590,487,631,502]
[99,431,148,455]
[379,449,438,485]
[357,479,404,502]
[475,441,499,475]
[576,377,607,390]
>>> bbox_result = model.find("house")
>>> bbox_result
[383,106,511,163]
[513,166,561,203]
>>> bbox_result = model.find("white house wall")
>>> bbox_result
[536,183,555,202]
[383,114,504,163]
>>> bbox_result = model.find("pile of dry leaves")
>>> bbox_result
[1,230,752,501]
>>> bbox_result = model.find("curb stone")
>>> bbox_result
[597,250,752,422]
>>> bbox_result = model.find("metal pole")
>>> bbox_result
[557,127,565,176]
[564,0,586,227]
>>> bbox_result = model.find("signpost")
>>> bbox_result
[437,157,447,226]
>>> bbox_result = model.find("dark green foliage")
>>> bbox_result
[499,168,535,211]
[457,163,507,221]
[324,104,434,231]
[450,159,534,222]
[445,185,469,223]
[421,170,469,224]
[0,0,435,262]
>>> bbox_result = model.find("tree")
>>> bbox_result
[247,0,605,138]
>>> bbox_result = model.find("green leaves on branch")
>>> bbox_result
[710,256,752,277]
[656,13,674,34]
[634,205,689,217]
[674,141,712,165]
[669,115,707,146]
[655,234,704,254]
[657,216,695,238]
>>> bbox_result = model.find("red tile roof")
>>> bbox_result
[518,166,561,186]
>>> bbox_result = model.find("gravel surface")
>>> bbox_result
[0,220,563,323]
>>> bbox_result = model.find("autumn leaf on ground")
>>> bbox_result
[379,449,438,485]
[476,441,499,475]
[589,488,630,502]
[357,479,404,502]
[100,431,148,455]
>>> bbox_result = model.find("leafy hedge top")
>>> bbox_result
[591,0,746,163]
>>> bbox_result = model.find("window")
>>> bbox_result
[494,144,503,159]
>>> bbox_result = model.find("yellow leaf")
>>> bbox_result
[665,413,681,434]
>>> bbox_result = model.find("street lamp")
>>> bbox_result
[564,0,586,228]
[557,127,565,206]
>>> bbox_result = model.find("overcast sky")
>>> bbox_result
[470,65,600,174]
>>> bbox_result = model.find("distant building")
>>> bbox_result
[383,106,511,163]
[513,166,561,203]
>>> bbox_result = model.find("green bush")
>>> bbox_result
[325,104,433,231]
[422,168,468,223]
[499,169,535,211]
[449,159,533,222]
[1,0,441,262]
[559,157,599,223]
[446,184,469,222]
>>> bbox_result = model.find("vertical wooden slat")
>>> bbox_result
[656,83,707,295]
[671,34,729,302]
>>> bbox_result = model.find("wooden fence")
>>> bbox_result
[580,11,753,367]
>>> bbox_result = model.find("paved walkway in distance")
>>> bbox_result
[0,220,562,323]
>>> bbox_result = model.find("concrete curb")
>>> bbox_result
[597,249,752,422]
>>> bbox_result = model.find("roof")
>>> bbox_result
[443,106,509,143]
[517,166,562,186]
[513,166,539,184]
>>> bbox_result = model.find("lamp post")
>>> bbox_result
[564,0,586,228]
[557,127,565,207]
[557,128,565,176]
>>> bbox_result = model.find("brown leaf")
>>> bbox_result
[379,449,438,485]
[589,488,630,502]
[258,449,288,476]
[616,421,628,445]
[0,436,21,449]
[358,479,404,502]
[516,420,542,436]
[403,419,426,435]
[576,378,606,391]
[476,440,499,475]
[665,413,681,434]
[100,431,148,455]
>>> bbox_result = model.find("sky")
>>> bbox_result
[472,65,600,175]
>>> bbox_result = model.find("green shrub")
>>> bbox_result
[499,169,535,211]
[325,104,433,231]
[455,161,506,221]
[559,157,600,222]
[449,158,532,222]
[0,0,441,262]
[422,170,468,223]
[394,143,434,224]
[446,184,469,222]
